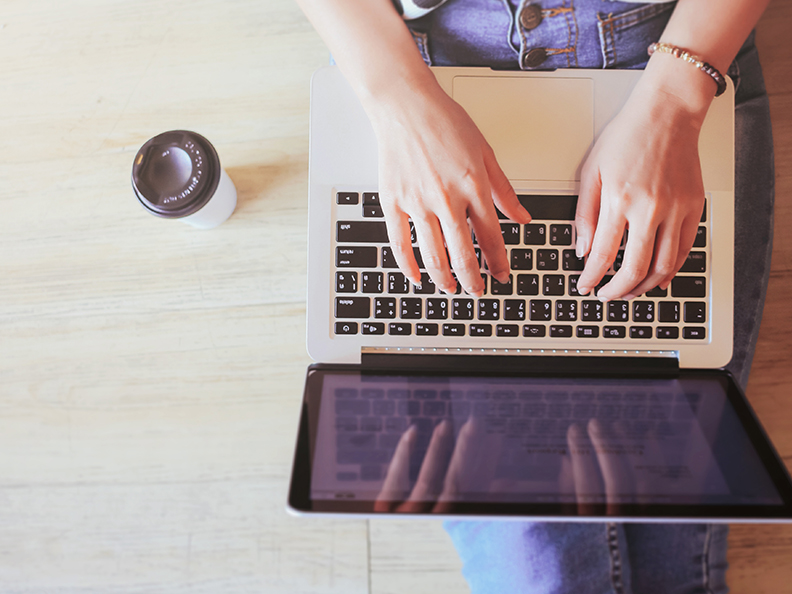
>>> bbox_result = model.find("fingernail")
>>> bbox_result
[577,285,591,296]
[597,292,610,303]
[470,289,483,298]
[623,293,636,301]
[575,236,586,259]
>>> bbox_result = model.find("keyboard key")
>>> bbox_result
[679,252,706,273]
[683,327,707,339]
[335,297,370,318]
[424,401,447,416]
[555,300,577,321]
[414,272,436,294]
[416,323,439,335]
[361,322,385,335]
[337,221,388,243]
[335,271,357,293]
[490,274,513,295]
[658,301,680,323]
[374,297,396,319]
[496,324,519,337]
[536,249,559,270]
[603,326,626,338]
[337,192,359,205]
[363,205,384,218]
[381,247,398,268]
[543,274,565,296]
[684,302,707,323]
[470,324,493,336]
[400,298,422,319]
[361,271,383,293]
[524,223,547,245]
[632,301,655,322]
[334,322,358,335]
[478,299,500,320]
[397,400,421,416]
[517,274,539,296]
[595,275,614,294]
[511,249,533,270]
[335,399,369,415]
[607,301,629,322]
[562,249,585,271]
[452,299,474,320]
[693,226,707,248]
[656,327,680,339]
[336,246,377,268]
[517,195,577,220]
[530,299,552,321]
[646,286,667,297]
[612,250,624,272]
[426,298,448,319]
[362,192,380,205]
[443,323,465,336]
[361,388,384,398]
[523,324,547,337]
[388,272,410,294]
[550,325,573,337]
[501,223,521,245]
[581,300,603,321]
[389,322,411,335]
[568,275,580,297]
[630,326,652,339]
[503,299,526,321]
[671,277,706,298]
[576,325,599,338]
[549,224,573,245]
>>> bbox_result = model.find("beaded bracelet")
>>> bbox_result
[647,42,727,97]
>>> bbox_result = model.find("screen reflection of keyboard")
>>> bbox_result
[333,385,698,483]
[333,191,709,342]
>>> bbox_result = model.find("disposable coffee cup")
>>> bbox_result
[132,130,237,229]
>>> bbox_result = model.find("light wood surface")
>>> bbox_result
[0,1,789,592]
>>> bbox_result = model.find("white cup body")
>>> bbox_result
[180,169,238,229]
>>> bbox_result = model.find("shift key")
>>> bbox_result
[336,246,377,268]
[337,221,389,243]
[335,297,370,318]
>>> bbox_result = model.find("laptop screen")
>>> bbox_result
[290,366,792,519]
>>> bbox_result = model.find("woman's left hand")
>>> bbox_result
[574,57,714,301]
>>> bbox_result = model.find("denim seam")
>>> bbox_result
[703,524,713,594]
[606,522,626,594]
[597,13,617,67]
[501,0,520,57]
[599,2,672,31]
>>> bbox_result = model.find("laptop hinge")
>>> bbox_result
[360,347,679,377]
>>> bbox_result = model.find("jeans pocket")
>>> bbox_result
[597,2,675,69]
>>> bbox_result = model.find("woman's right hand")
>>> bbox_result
[368,79,531,297]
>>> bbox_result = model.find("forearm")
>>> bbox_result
[294,0,438,119]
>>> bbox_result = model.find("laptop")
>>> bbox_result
[288,66,792,522]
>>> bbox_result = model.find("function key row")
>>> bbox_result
[334,320,706,340]
[335,296,706,323]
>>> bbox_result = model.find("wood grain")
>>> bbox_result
[0,0,790,592]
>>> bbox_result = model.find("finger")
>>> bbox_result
[374,425,416,512]
[575,162,602,259]
[408,420,454,502]
[467,203,510,284]
[441,218,485,297]
[483,144,531,224]
[595,222,657,301]
[380,201,422,286]
[567,422,604,515]
[440,417,479,501]
[658,212,701,291]
[624,221,681,299]
[411,213,457,294]
[576,202,625,297]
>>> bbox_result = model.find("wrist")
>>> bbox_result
[638,51,718,123]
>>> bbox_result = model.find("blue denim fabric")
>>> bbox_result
[408,4,774,593]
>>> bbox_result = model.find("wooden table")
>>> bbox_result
[0,1,789,592]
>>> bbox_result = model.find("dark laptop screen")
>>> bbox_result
[290,366,792,518]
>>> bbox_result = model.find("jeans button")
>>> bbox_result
[519,4,543,30]
[522,47,548,68]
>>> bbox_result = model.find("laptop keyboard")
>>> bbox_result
[333,191,709,343]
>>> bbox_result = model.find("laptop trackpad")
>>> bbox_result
[452,76,594,183]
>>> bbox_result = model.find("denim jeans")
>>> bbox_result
[405,2,774,593]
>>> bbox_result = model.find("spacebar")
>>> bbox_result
[515,195,578,220]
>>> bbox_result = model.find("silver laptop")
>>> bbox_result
[289,67,792,522]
